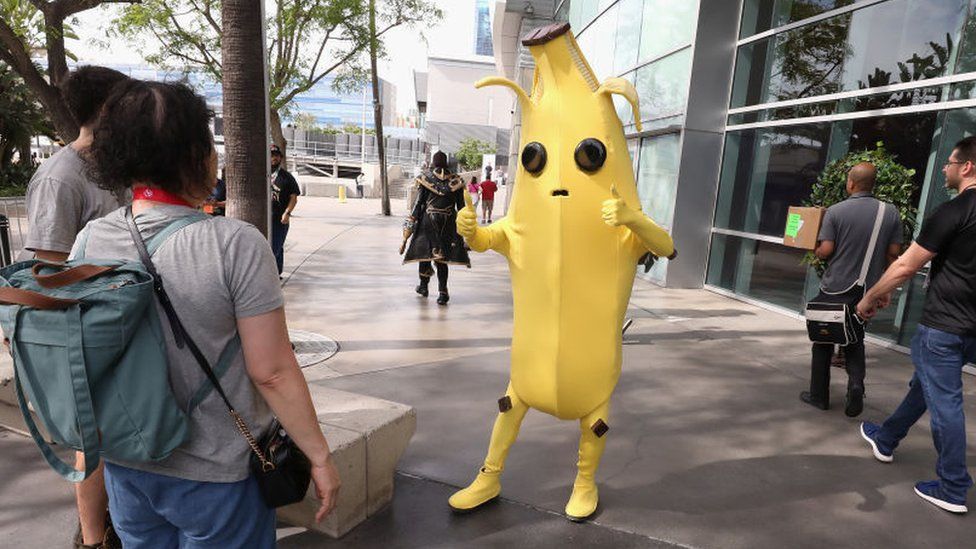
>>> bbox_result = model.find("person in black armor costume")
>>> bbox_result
[401,151,471,305]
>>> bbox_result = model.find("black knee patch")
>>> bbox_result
[591,419,609,438]
[498,396,513,413]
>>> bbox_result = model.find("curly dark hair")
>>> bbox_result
[60,66,129,127]
[87,80,215,198]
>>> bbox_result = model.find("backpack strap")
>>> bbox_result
[11,306,101,482]
[186,333,241,413]
[145,213,211,256]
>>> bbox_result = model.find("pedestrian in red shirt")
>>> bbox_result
[480,175,498,223]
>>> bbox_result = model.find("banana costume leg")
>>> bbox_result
[449,382,529,512]
[565,399,611,521]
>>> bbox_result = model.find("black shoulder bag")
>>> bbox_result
[804,201,885,345]
[125,207,311,507]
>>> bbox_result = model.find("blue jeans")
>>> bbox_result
[271,219,290,275]
[875,324,975,503]
[104,463,275,549]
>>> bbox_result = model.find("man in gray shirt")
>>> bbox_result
[24,65,128,549]
[801,162,903,416]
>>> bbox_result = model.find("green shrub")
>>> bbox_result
[803,142,916,276]
[0,161,33,196]
[455,138,496,172]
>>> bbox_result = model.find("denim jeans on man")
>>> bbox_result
[271,218,289,275]
[873,324,975,503]
[104,462,275,548]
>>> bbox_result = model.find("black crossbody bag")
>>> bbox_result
[125,208,311,507]
[805,201,885,345]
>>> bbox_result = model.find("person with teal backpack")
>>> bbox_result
[2,80,340,548]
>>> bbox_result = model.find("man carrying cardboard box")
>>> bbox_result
[801,162,903,416]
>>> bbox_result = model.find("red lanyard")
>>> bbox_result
[132,186,193,207]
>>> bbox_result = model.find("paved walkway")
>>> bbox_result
[2,194,973,548]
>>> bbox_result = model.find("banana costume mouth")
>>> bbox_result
[551,189,570,197]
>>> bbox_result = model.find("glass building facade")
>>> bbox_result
[516,0,976,348]
[475,0,495,56]
[710,0,976,347]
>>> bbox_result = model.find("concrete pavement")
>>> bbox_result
[2,193,973,548]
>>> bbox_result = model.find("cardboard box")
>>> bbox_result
[782,206,825,250]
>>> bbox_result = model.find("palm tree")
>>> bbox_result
[221,0,270,235]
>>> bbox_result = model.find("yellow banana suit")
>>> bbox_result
[452,22,675,521]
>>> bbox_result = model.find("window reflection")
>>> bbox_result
[714,124,831,236]
[639,0,697,62]
[706,233,810,312]
[740,0,858,38]
[614,0,643,74]
[636,134,681,229]
[636,49,692,121]
[732,0,971,108]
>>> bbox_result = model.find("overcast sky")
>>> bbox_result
[68,0,492,116]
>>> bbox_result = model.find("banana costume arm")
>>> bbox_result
[457,191,510,255]
[602,185,674,258]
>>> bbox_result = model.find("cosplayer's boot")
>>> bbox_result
[415,283,429,297]
[565,401,610,522]
[437,292,450,305]
[450,384,528,512]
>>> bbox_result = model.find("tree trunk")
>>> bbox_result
[222,0,270,236]
[39,5,78,141]
[35,81,78,142]
[369,0,390,216]
[269,108,286,156]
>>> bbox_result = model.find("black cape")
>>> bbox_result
[403,169,471,267]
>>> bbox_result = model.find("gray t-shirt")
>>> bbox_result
[818,193,903,294]
[70,204,283,482]
[25,146,123,254]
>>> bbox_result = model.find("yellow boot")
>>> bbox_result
[449,384,529,513]
[565,402,610,522]
[448,466,503,512]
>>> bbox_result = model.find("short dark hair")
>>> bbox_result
[953,136,976,164]
[88,80,214,198]
[60,66,129,127]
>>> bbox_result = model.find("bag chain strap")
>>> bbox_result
[232,410,274,472]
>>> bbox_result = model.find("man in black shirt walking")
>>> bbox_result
[270,144,300,275]
[857,136,976,514]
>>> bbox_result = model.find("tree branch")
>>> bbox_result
[60,0,142,18]
[0,17,48,92]
[146,22,211,69]
[166,10,221,70]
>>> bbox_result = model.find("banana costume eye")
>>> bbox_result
[574,138,606,173]
[521,142,547,174]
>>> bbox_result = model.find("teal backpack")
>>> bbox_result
[0,213,239,481]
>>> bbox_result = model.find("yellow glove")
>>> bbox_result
[601,185,674,258]
[457,191,479,240]
[601,184,639,227]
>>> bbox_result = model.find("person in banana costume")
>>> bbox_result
[451,22,676,521]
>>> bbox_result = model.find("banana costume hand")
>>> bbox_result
[601,185,639,227]
[456,191,480,239]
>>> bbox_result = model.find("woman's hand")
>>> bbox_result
[311,456,341,522]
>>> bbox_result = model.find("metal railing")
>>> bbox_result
[286,138,424,167]
[0,197,28,267]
